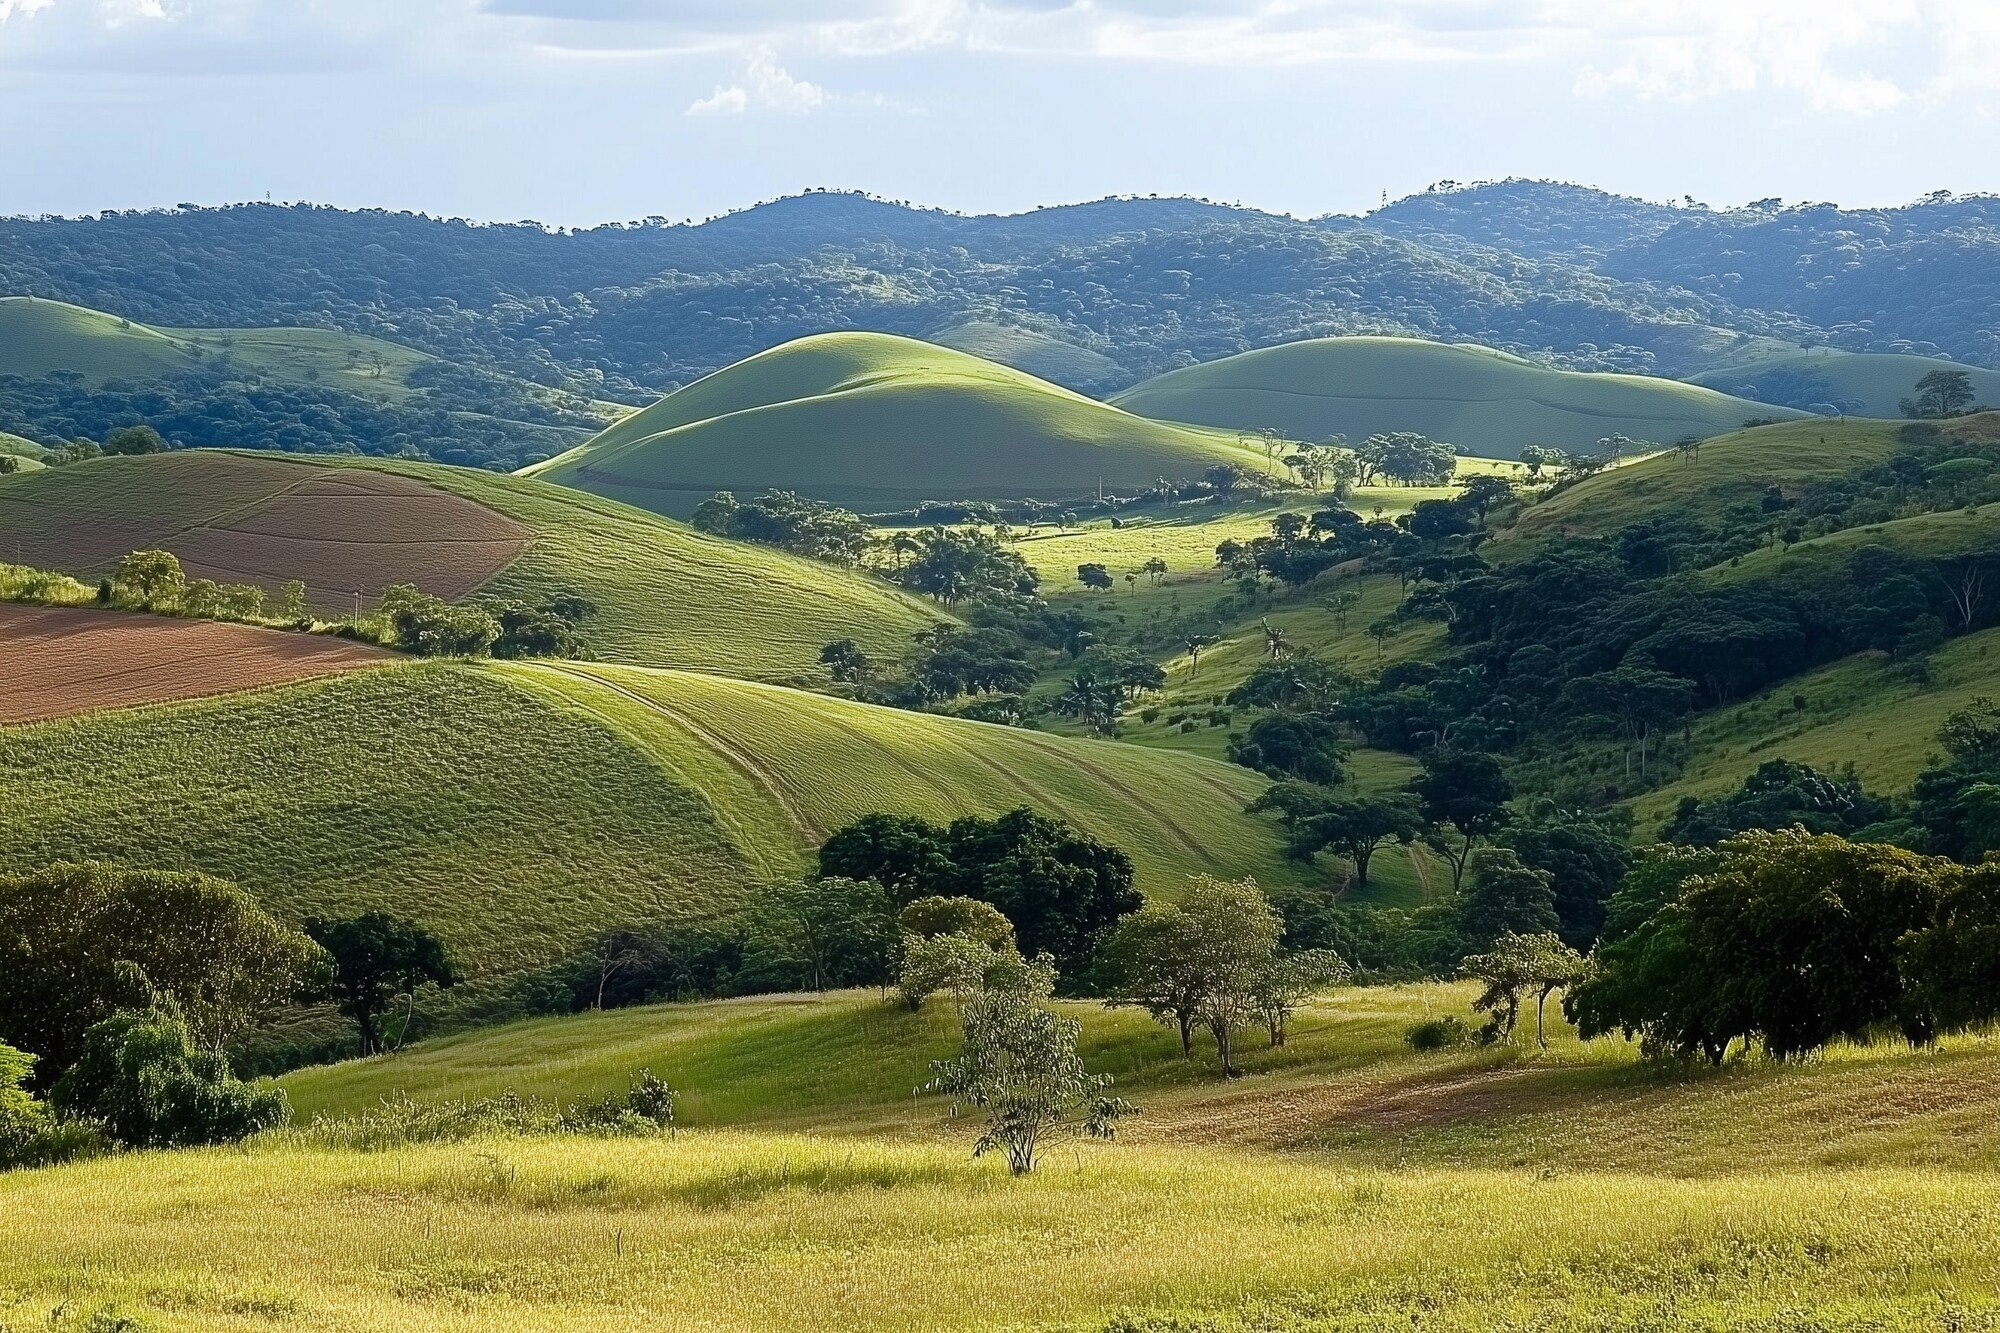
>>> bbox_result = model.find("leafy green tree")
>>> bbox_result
[1899,862,2000,1035]
[1077,562,1114,591]
[1569,830,1948,1061]
[1103,876,1281,1075]
[743,877,897,993]
[490,602,581,659]
[1662,759,1886,847]
[898,931,1013,1011]
[899,895,1014,947]
[277,578,309,621]
[0,862,327,1075]
[925,955,1131,1174]
[1457,474,1516,526]
[1259,790,1426,887]
[1412,747,1513,892]
[305,912,462,1056]
[818,813,953,900]
[1460,931,1581,1046]
[1228,713,1350,786]
[1252,948,1350,1046]
[51,998,288,1148]
[181,577,225,618]
[379,584,500,657]
[1560,664,1698,781]
[1900,369,1977,419]
[114,548,185,604]
[0,1042,98,1170]
[1502,804,1634,949]
[819,638,873,683]
[1457,848,1558,949]
[103,423,167,455]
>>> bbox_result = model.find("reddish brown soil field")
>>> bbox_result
[0,452,532,605]
[0,603,392,724]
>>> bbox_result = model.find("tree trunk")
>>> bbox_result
[1352,843,1374,887]
[1177,1010,1195,1058]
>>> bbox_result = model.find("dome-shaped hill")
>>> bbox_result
[525,333,1259,518]
[0,296,202,382]
[1112,336,1806,460]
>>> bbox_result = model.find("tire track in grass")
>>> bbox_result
[1004,731,1212,862]
[541,664,823,845]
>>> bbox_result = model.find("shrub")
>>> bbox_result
[287,1072,676,1151]
[51,1002,289,1149]
[1405,1016,1471,1051]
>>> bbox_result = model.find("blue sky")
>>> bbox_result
[1,0,1995,224]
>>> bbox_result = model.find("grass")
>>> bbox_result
[16,982,2000,1328]
[1711,500,2000,583]
[1627,628,2000,831]
[11,1132,2000,1331]
[527,332,1265,519]
[1507,416,1909,543]
[1112,335,1799,461]
[504,660,1316,896]
[1692,347,2000,420]
[324,456,946,680]
[0,450,943,681]
[0,664,752,975]
[0,658,1321,976]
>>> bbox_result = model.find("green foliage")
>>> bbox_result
[898,896,1014,948]
[1227,713,1349,786]
[379,584,499,657]
[112,547,183,604]
[1662,759,1888,847]
[306,913,462,1057]
[817,810,1141,981]
[0,1041,102,1171]
[51,1001,288,1149]
[1459,931,1583,1047]
[1247,785,1425,887]
[924,955,1132,1174]
[1456,849,1559,950]
[1569,830,1949,1061]
[1403,1014,1472,1051]
[0,862,327,1076]
[690,489,872,564]
[741,877,897,994]
[286,1076,675,1151]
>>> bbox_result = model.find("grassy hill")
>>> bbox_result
[526,332,1262,519]
[0,660,1308,979]
[0,295,427,398]
[1113,335,1803,460]
[1693,347,2000,419]
[1628,627,2000,833]
[0,450,940,679]
[1506,416,1911,543]
[928,319,1127,390]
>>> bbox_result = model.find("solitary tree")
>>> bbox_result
[1901,369,1977,419]
[925,956,1132,1174]
[306,912,461,1056]
[1077,562,1114,591]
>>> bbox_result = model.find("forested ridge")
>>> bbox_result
[4,181,1996,408]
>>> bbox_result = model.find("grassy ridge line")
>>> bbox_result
[1506,416,1909,543]
[528,332,1265,519]
[1692,347,2000,420]
[1113,335,1801,460]
[502,661,1314,897]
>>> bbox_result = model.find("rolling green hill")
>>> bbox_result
[0,450,941,679]
[526,332,1262,519]
[0,660,1306,979]
[1112,336,1803,460]
[0,295,428,397]
[1693,348,2000,419]
[1506,416,1911,544]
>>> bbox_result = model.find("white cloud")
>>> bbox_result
[0,0,58,21]
[687,47,829,116]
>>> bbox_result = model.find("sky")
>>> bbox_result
[1,0,1997,226]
